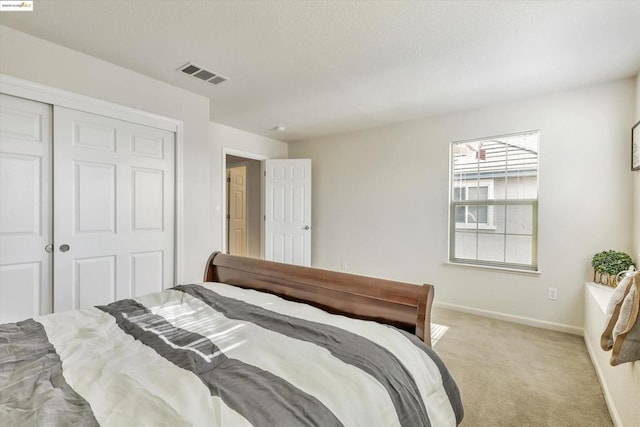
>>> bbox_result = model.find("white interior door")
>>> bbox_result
[264,159,311,266]
[227,165,247,256]
[53,106,175,312]
[0,94,52,323]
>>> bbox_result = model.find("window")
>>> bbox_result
[449,131,539,271]
[453,181,494,228]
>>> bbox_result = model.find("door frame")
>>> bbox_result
[0,74,185,282]
[221,148,267,258]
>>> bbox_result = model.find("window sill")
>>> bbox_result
[585,282,613,314]
[444,261,541,276]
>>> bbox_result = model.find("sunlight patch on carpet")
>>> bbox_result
[431,323,449,347]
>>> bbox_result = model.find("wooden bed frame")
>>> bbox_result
[203,252,434,346]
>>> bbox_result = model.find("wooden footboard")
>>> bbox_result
[203,252,434,346]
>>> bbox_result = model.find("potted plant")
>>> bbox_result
[591,250,635,287]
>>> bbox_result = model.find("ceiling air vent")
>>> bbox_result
[178,62,228,85]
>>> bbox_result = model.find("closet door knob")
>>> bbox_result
[44,244,53,253]
[59,244,70,253]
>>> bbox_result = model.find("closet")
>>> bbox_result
[0,93,175,323]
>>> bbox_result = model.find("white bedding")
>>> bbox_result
[0,282,463,426]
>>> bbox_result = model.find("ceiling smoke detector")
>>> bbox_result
[177,62,228,86]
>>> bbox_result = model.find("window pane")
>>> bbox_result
[477,231,505,262]
[479,186,488,199]
[505,204,533,235]
[468,206,478,223]
[468,186,488,201]
[505,133,538,201]
[466,205,489,224]
[477,205,488,224]
[467,187,477,200]
[505,235,533,265]
[493,178,506,200]
[453,187,465,201]
[506,174,537,200]
[493,205,505,233]
[455,206,466,223]
[455,230,477,259]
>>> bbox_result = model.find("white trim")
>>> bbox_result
[221,148,268,257]
[174,122,185,283]
[583,334,622,427]
[444,261,541,276]
[1,74,185,283]
[0,74,179,131]
[434,301,582,335]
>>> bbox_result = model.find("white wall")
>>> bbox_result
[634,73,640,265]
[209,122,288,254]
[0,25,213,282]
[0,26,289,282]
[289,78,635,331]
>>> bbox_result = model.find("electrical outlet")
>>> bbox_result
[341,260,348,271]
[547,287,558,301]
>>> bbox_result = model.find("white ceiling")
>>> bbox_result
[1,1,639,142]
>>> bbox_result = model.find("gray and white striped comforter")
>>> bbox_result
[1,282,463,426]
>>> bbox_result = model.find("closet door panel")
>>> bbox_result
[132,167,164,230]
[0,263,41,323]
[0,154,41,235]
[131,251,163,297]
[0,94,52,323]
[73,256,116,308]
[75,161,116,233]
[53,107,174,312]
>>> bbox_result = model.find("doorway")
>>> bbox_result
[221,150,312,266]
[226,154,261,258]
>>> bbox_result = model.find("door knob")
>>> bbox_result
[59,244,70,252]
[44,244,53,253]
[303,225,310,230]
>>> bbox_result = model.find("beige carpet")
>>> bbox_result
[432,307,612,427]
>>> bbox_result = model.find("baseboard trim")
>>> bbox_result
[433,302,583,336]
[583,335,622,427]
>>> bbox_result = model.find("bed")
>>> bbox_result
[1,252,463,426]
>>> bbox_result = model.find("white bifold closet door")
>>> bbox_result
[0,94,175,323]
[0,94,53,323]
[53,106,175,312]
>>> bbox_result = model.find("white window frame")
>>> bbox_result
[448,131,539,272]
